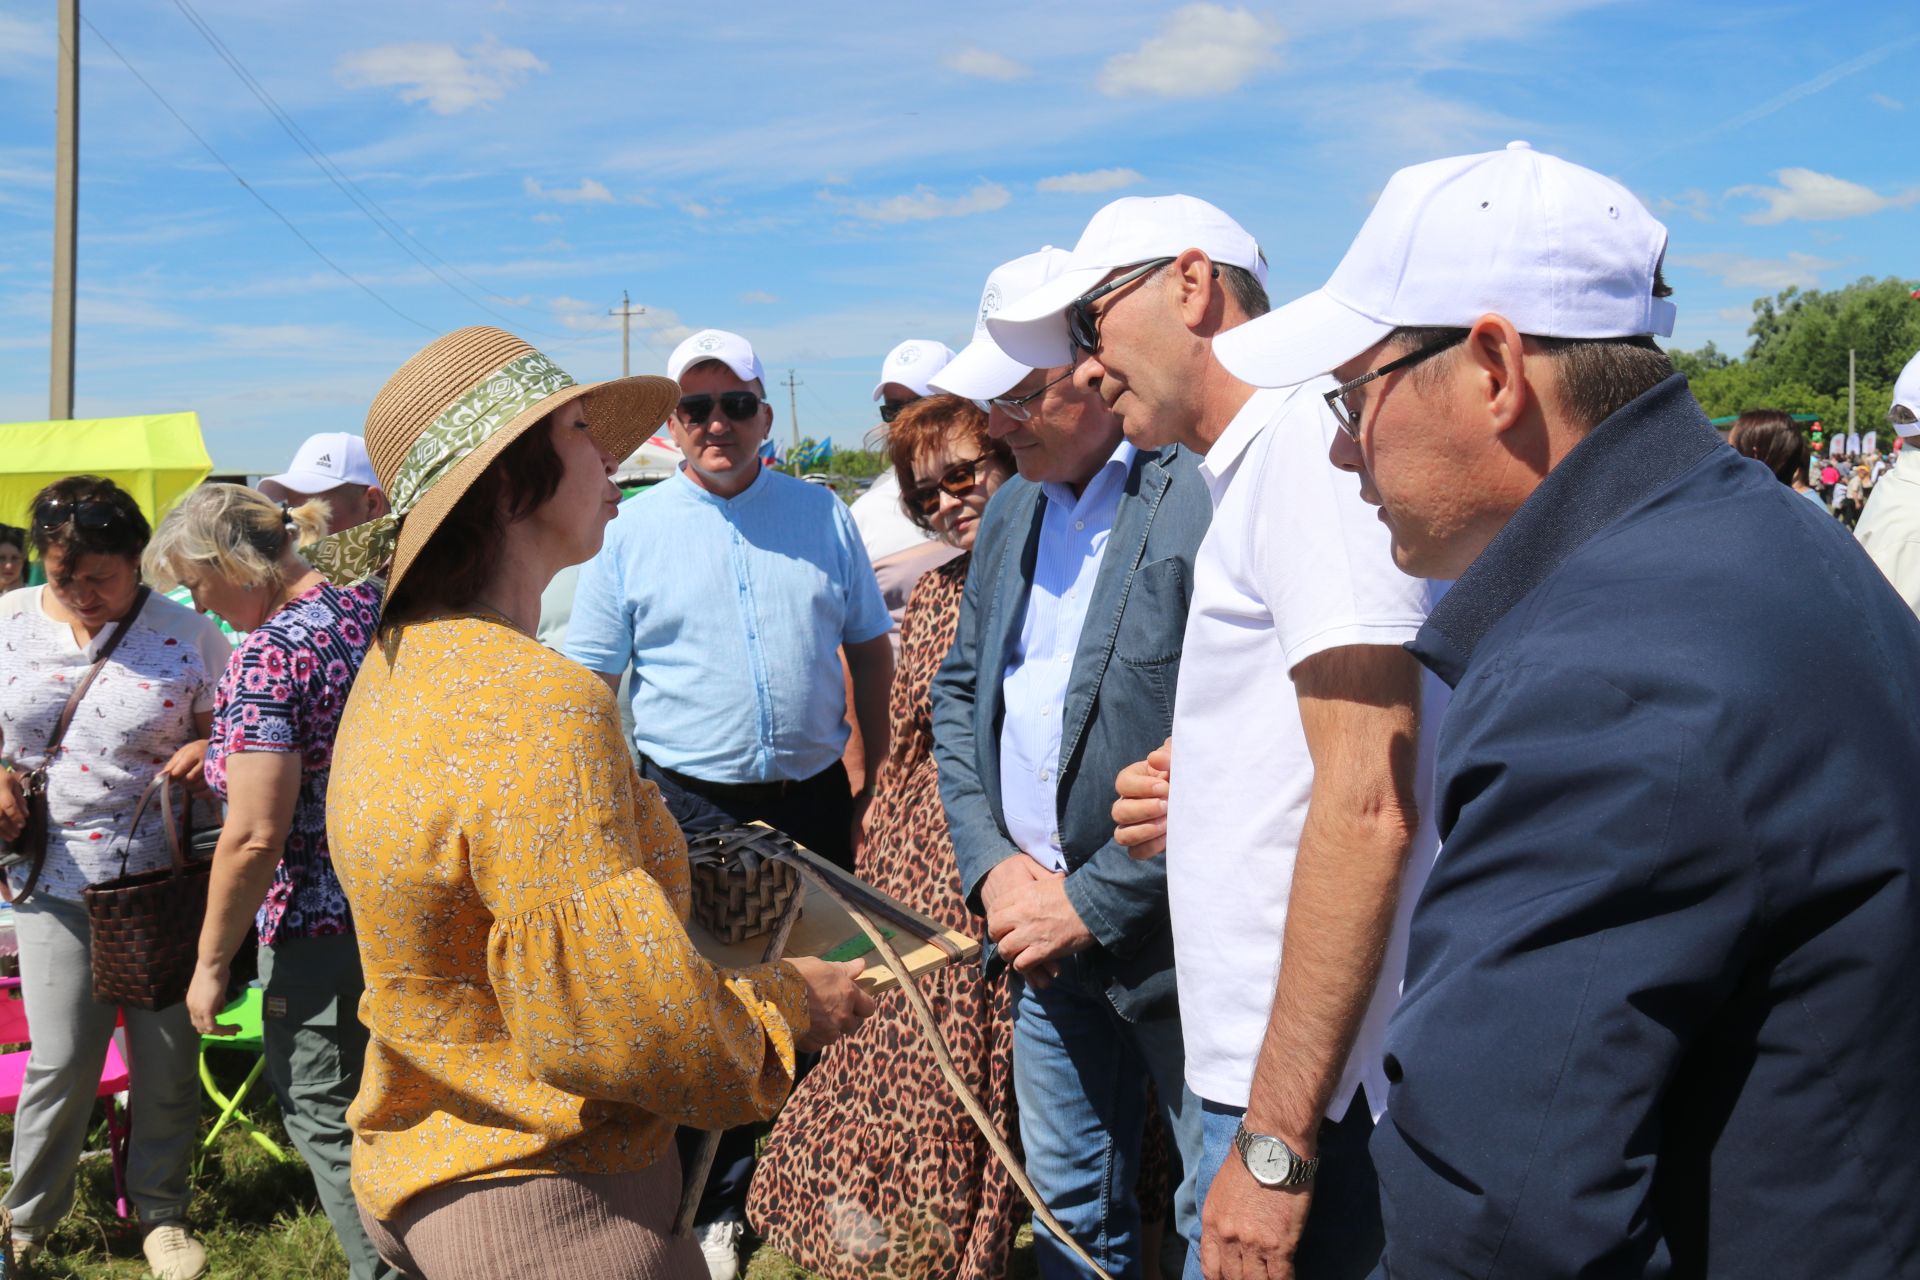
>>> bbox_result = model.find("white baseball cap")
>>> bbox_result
[1893,350,1920,434]
[667,329,765,386]
[263,432,377,494]
[1214,141,1678,390]
[872,340,957,401]
[985,196,1268,371]
[931,247,1076,400]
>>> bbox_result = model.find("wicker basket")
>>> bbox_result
[687,827,802,944]
[81,774,213,1012]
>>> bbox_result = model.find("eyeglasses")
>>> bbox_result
[31,498,127,535]
[905,455,992,517]
[989,369,1074,422]
[879,397,915,424]
[1067,257,1175,356]
[1323,333,1470,439]
[676,392,765,425]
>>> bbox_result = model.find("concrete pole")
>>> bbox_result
[1848,348,1856,438]
[50,0,79,420]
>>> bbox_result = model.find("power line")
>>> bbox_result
[79,13,435,334]
[163,0,566,339]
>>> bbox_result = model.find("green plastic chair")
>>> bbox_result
[198,987,289,1161]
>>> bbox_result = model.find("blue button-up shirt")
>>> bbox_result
[565,466,892,783]
[998,440,1137,871]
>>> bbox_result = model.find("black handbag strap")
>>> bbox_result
[3,586,153,905]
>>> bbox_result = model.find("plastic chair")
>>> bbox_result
[0,976,132,1219]
[197,986,288,1162]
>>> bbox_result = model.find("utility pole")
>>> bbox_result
[608,291,643,377]
[1848,347,1857,438]
[781,369,801,455]
[50,0,78,420]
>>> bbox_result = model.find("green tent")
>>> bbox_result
[0,413,212,530]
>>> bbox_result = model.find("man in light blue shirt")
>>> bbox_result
[566,327,894,871]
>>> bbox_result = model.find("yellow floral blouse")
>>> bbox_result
[327,616,810,1221]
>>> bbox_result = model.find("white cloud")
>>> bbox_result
[550,296,691,347]
[336,35,546,115]
[522,176,614,204]
[1037,167,1146,194]
[1728,168,1920,224]
[1669,251,1839,291]
[740,291,779,305]
[1656,188,1714,223]
[531,212,561,224]
[943,47,1031,81]
[1872,92,1904,110]
[1097,4,1284,99]
[847,181,1011,224]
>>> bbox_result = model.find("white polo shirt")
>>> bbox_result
[1855,455,1920,616]
[1166,382,1445,1118]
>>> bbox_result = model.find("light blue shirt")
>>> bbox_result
[998,440,1138,872]
[565,466,892,783]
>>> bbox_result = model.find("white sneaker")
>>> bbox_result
[10,1232,42,1268]
[695,1215,744,1280]
[141,1223,208,1280]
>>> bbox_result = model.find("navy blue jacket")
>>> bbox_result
[931,445,1210,1021]
[1374,375,1920,1278]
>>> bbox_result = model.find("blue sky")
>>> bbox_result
[1,0,1916,472]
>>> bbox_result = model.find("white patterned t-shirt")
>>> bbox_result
[0,586,232,898]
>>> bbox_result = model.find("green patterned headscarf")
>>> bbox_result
[306,349,576,585]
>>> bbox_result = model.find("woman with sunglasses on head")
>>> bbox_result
[141,485,391,1280]
[749,395,1023,1280]
[0,476,231,1279]
[0,523,27,594]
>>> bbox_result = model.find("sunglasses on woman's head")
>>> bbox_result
[906,455,991,517]
[677,392,764,425]
[32,498,125,534]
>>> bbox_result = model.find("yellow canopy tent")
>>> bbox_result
[0,413,212,531]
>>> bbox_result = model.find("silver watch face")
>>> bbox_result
[1245,1135,1293,1184]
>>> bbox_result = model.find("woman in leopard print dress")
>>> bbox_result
[749,397,1018,1278]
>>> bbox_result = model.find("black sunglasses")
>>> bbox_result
[1323,333,1470,439]
[905,455,992,517]
[879,397,916,424]
[32,498,126,534]
[677,392,764,424]
[1066,257,1174,356]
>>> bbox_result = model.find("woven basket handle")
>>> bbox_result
[115,772,191,881]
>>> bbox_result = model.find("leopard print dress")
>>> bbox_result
[749,555,1021,1279]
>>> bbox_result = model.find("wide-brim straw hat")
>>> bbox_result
[307,326,677,600]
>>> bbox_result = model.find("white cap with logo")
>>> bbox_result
[1214,142,1678,390]
[931,247,1076,400]
[1890,349,1920,435]
[667,329,766,386]
[263,432,378,494]
[872,340,958,401]
[985,196,1268,371]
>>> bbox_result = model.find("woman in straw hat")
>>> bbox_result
[314,328,875,1280]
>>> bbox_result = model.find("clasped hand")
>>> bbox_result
[979,854,1092,988]
[1112,736,1172,860]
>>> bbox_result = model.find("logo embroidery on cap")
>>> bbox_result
[896,346,920,365]
[314,453,333,467]
[979,283,1003,326]
[697,334,723,353]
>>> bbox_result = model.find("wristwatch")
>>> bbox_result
[1232,1120,1318,1189]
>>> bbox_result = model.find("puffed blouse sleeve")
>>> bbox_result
[466,665,811,1131]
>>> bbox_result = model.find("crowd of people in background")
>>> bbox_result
[1,140,1917,1280]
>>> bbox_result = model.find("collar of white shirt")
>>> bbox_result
[1198,383,1319,501]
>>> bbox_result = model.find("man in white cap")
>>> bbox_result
[931,246,1210,1277]
[1854,349,1920,613]
[1215,143,1920,1277]
[257,431,389,535]
[850,339,964,651]
[994,193,1440,1280]
[564,328,893,1278]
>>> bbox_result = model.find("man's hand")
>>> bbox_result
[1201,1153,1311,1280]
[1113,736,1173,859]
[982,856,1093,987]
[161,739,211,798]
[0,769,27,843]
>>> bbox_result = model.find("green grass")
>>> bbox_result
[1,1055,1039,1279]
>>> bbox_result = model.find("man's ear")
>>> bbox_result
[1173,248,1216,332]
[1461,314,1532,437]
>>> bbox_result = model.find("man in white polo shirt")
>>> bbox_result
[991,195,1441,1280]
[1854,348,1920,613]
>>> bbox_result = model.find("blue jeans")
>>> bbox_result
[1013,955,1201,1279]
[1183,1092,1383,1280]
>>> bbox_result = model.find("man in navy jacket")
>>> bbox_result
[1216,142,1920,1277]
